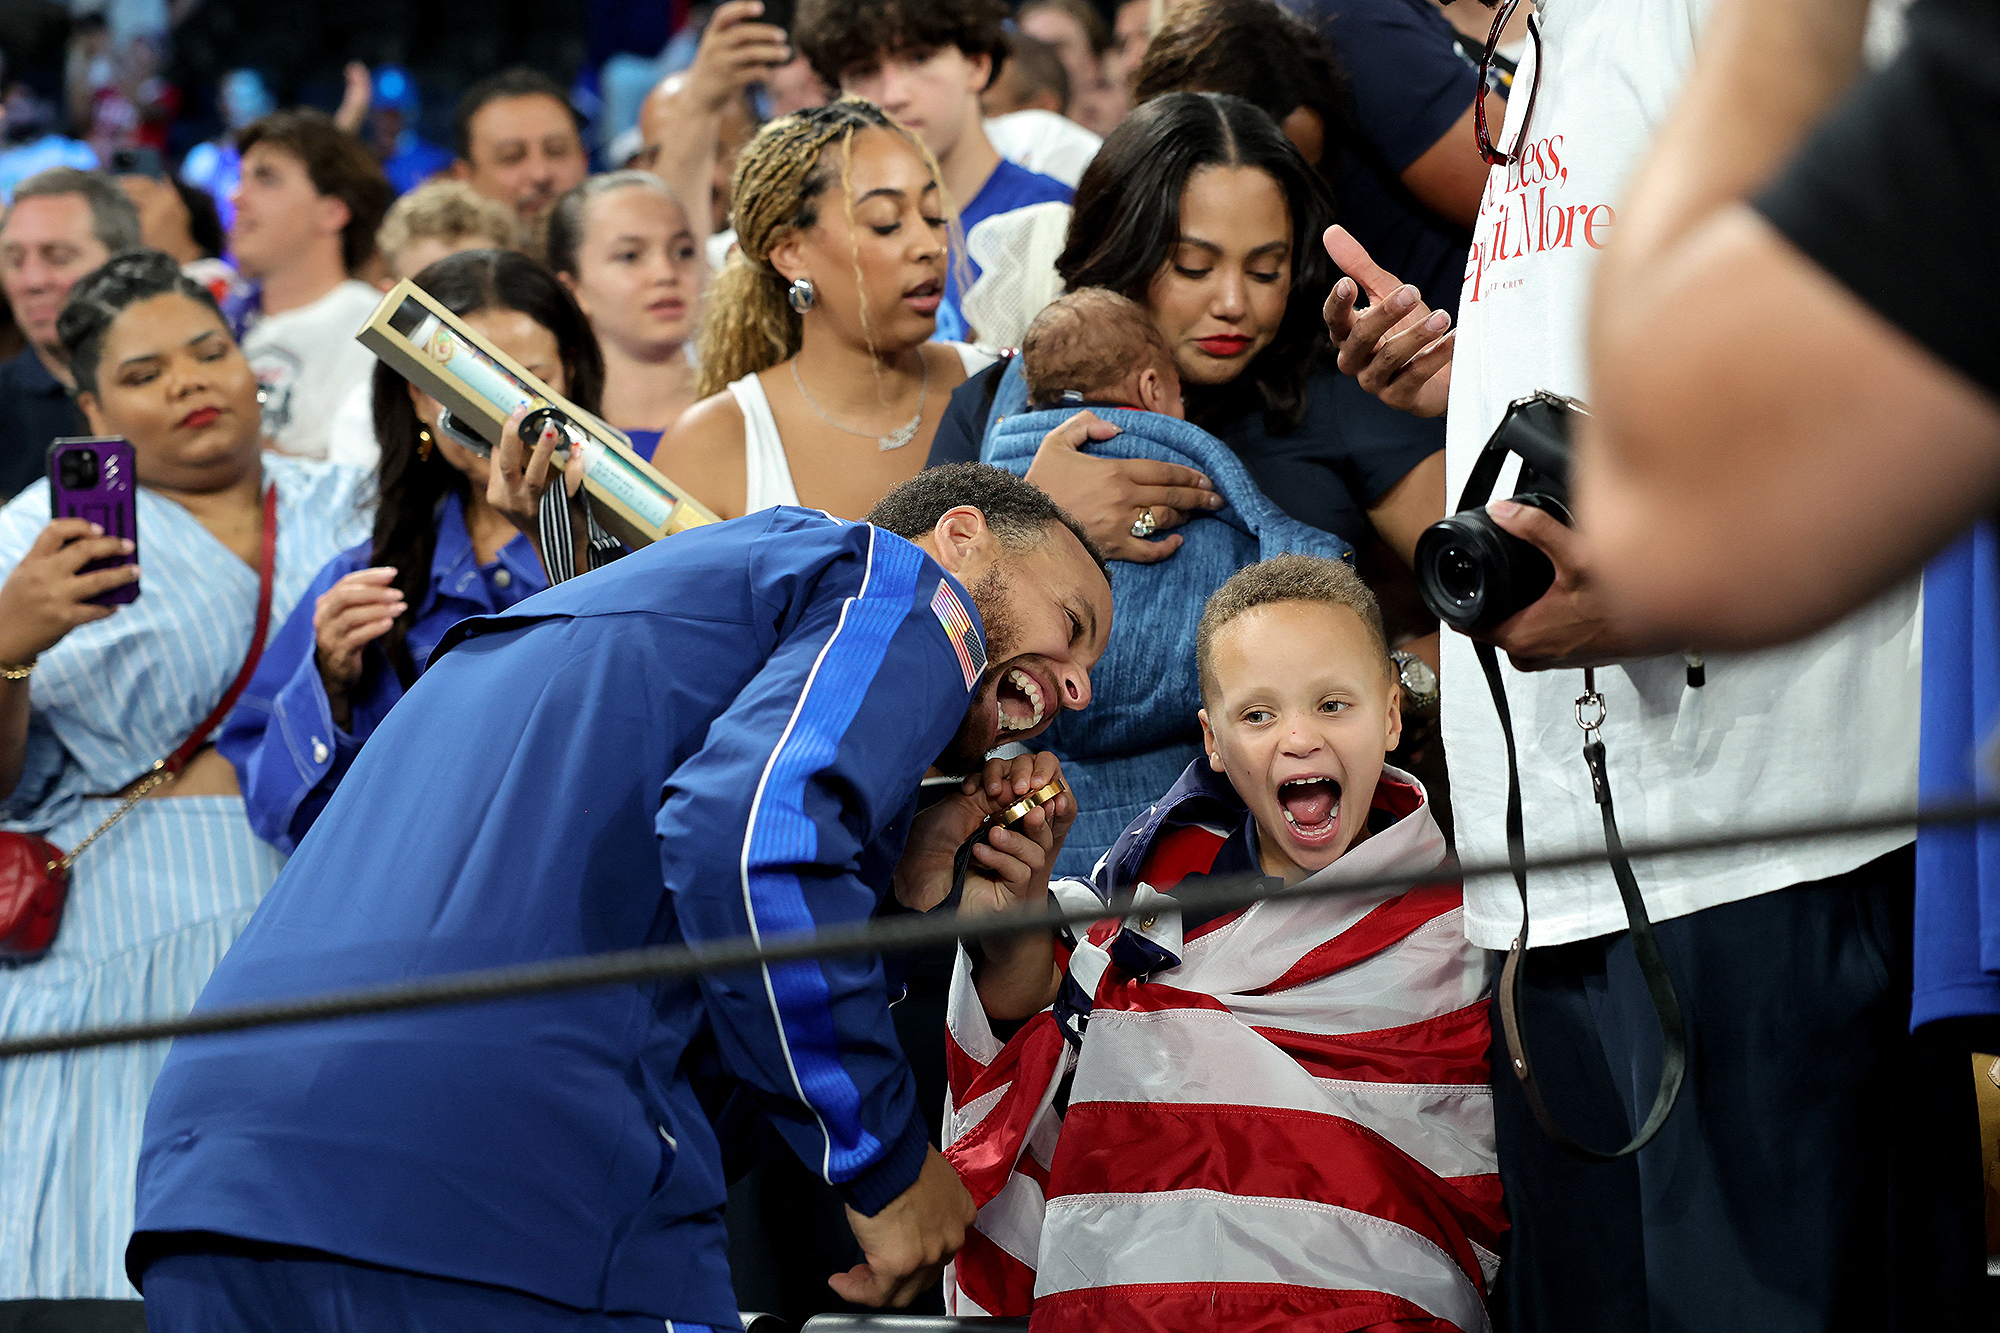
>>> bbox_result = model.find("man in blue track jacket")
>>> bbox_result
[130,464,1111,1331]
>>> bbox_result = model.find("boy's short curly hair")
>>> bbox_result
[794,0,1010,93]
[1196,555,1388,704]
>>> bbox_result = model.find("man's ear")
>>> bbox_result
[316,193,352,242]
[450,159,472,182]
[967,51,995,94]
[929,504,992,574]
[1199,707,1225,772]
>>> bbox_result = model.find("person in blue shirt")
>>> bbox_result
[218,247,606,853]
[1280,0,1492,319]
[364,65,457,196]
[132,461,1113,1330]
[794,0,1074,343]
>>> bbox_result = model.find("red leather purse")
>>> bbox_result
[0,485,278,962]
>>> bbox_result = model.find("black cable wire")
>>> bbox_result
[4,795,1997,1061]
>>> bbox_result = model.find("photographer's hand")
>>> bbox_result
[1322,226,1454,419]
[1478,500,1647,671]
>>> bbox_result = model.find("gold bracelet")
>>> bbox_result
[0,659,34,680]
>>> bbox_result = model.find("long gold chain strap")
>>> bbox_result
[47,762,176,873]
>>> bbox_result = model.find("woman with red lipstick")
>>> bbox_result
[961,94,1450,874]
[0,250,372,1308]
[547,171,705,462]
[657,99,997,521]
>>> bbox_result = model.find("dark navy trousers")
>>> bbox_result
[138,1238,729,1333]
[1487,846,1986,1333]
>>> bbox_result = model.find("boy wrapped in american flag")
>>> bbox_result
[944,555,1505,1331]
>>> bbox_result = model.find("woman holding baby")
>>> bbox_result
[946,91,1448,871]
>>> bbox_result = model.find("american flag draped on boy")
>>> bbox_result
[942,769,1507,1332]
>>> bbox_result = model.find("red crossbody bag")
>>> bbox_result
[0,485,278,961]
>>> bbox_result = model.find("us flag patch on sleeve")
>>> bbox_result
[931,579,985,691]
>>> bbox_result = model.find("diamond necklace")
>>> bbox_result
[790,353,929,451]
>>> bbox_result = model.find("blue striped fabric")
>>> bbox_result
[741,528,923,1181]
[0,457,370,1298]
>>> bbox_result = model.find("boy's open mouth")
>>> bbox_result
[1277,776,1341,845]
[997,667,1047,732]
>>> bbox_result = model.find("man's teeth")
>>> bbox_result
[998,667,1046,731]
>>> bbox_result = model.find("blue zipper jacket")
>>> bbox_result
[217,491,547,853]
[133,508,983,1325]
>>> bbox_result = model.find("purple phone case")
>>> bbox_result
[47,436,139,606]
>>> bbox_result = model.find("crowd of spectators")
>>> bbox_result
[0,0,1995,1331]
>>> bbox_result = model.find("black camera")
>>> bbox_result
[1415,391,1583,634]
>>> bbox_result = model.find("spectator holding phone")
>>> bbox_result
[640,0,793,247]
[220,249,600,855]
[0,250,369,1310]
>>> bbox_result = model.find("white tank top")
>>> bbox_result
[724,343,997,513]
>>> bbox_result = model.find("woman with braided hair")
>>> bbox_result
[654,98,995,520]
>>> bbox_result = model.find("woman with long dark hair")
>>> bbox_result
[968,93,1448,871]
[219,248,605,852]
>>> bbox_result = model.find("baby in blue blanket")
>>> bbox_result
[1021,289,1186,420]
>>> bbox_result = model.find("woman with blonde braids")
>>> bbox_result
[655,98,994,519]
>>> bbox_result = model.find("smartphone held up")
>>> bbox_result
[47,436,139,606]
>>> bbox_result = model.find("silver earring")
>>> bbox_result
[786,277,816,313]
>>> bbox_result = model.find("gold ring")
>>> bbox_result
[988,775,1068,830]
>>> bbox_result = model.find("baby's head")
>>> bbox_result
[1021,288,1185,418]
[1196,555,1402,883]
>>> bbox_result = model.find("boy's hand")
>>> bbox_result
[895,752,1073,913]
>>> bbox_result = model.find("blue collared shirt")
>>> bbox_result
[218,490,545,852]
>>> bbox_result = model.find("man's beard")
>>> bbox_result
[934,565,1022,777]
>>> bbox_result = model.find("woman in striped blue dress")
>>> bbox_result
[0,252,372,1313]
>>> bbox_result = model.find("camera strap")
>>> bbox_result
[1480,644,1688,1160]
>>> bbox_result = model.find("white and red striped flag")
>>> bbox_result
[943,773,1505,1332]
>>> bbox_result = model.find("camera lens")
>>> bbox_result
[1415,506,1558,633]
[1436,547,1483,605]
[58,448,99,491]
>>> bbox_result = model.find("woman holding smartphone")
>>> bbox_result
[219,248,603,854]
[0,250,371,1311]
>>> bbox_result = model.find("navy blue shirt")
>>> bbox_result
[1285,0,1481,315]
[0,344,85,502]
[135,509,983,1325]
[217,491,546,854]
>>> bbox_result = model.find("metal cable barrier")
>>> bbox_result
[3,796,1998,1063]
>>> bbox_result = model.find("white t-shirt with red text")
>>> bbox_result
[1443,0,1921,950]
